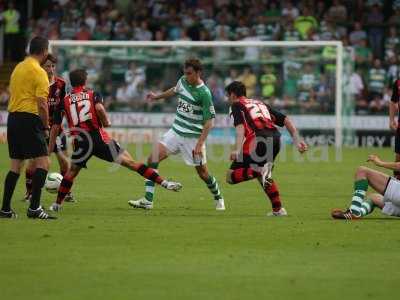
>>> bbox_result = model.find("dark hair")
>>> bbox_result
[184,58,202,72]
[29,36,49,55]
[225,81,246,97]
[42,53,57,65]
[69,69,87,87]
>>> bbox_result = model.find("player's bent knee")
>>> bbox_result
[356,166,369,177]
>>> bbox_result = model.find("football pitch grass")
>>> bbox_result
[1,143,400,300]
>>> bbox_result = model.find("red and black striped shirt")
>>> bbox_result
[231,96,286,136]
[48,76,66,127]
[53,86,110,142]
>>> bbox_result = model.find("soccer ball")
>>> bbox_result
[45,172,63,194]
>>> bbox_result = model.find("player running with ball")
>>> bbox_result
[225,81,307,216]
[130,58,225,210]
[48,69,182,212]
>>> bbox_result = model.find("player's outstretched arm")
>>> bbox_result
[389,101,398,131]
[95,103,111,127]
[284,117,307,153]
[146,87,176,101]
[367,154,400,171]
[230,124,245,160]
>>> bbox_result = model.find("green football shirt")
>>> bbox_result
[172,76,216,138]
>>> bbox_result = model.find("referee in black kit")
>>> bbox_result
[0,36,56,220]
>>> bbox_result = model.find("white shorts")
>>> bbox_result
[382,177,400,217]
[160,129,206,166]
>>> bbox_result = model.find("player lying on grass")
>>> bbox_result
[24,54,74,202]
[332,154,400,220]
[130,58,225,210]
[47,69,182,212]
[225,81,307,216]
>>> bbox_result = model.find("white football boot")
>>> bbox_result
[49,202,62,212]
[128,198,154,210]
[161,181,182,192]
[215,198,225,211]
[267,207,288,217]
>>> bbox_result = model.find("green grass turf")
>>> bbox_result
[1,143,400,300]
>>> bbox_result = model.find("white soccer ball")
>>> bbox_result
[45,172,63,194]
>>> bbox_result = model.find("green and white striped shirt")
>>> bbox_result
[172,76,215,138]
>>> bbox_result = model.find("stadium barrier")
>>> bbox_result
[0,111,392,147]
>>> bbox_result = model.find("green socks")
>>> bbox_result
[144,162,159,202]
[205,175,222,200]
[350,179,368,217]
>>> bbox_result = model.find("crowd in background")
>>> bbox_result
[1,0,400,115]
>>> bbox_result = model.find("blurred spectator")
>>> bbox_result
[282,19,300,41]
[314,1,327,21]
[364,3,384,58]
[234,17,250,40]
[297,64,319,112]
[264,1,281,23]
[384,26,400,61]
[316,74,332,112]
[115,83,132,110]
[388,1,400,27]
[326,0,347,23]
[0,83,9,109]
[354,39,373,69]
[47,21,60,40]
[281,0,299,20]
[294,6,318,40]
[253,14,279,41]
[0,1,21,61]
[134,20,152,41]
[37,9,50,30]
[75,23,92,40]
[224,68,239,86]
[260,65,278,100]
[368,58,387,113]
[349,21,367,45]
[84,8,97,32]
[207,72,226,111]
[113,15,130,40]
[387,56,400,85]
[350,68,365,102]
[238,67,257,98]
[48,2,63,21]
[242,29,262,61]
[214,16,232,40]
[60,15,77,39]
[125,62,146,85]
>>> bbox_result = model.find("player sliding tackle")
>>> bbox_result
[332,154,400,220]
[48,69,182,212]
[225,81,307,216]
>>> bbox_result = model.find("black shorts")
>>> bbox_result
[395,131,400,154]
[230,131,281,170]
[71,130,124,168]
[7,112,48,159]
[46,134,67,153]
